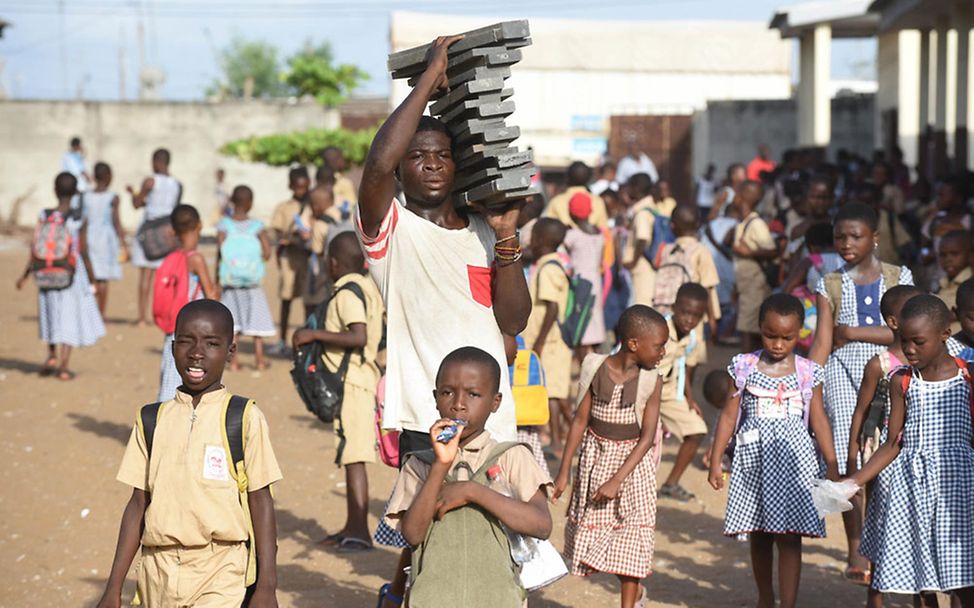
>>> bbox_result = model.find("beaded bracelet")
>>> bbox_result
[495,250,523,266]
[495,232,519,245]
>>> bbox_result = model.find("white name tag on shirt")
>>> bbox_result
[203,445,230,481]
[738,429,760,445]
[756,397,787,419]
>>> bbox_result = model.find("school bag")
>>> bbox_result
[30,209,77,290]
[537,260,595,349]
[822,263,902,319]
[730,350,816,433]
[510,335,549,426]
[290,282,366,430]
[860,350,899,462]
[638,207,675,269]
[652,241,697,314]
[790,254,825,351]
[219,219,265,288]
[152,250,202,334]
[137,394,261,599]
[136,215,179,261]
[374,375,400,468]
[407,442,529,608]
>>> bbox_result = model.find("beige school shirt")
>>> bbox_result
[657,316,704,403]
[383,430,553,531]
[333,173,358,206]
[522,253,570,352]
[116,387,282,548]
[270,198,310,243]
[674,235,721,319]
[733,211,775,283]
[623,196,663,305]
[321,272,384,392]
[545,186,609,228]
[939,266,973,335]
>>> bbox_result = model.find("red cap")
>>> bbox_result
[568,192,592,220]
[487,465,502,480]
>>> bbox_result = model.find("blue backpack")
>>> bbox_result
[639,207,675,269]
[219,219,265,288]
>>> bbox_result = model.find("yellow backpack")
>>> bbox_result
[510,337,549,426]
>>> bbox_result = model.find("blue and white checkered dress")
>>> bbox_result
[817,266,913,475]
[871,366,974,594]
[722,356,826,537]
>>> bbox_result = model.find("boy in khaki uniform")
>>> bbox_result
[934,230,973,335]
[304,185,334,309]
[293,232,384,550]
[544,161,609,228]
[523,218,573,451]
[657,283,708,502]
[98,300,281,608]
[270,167,312,351]
[623,173,672,306]
[732,180,777,353]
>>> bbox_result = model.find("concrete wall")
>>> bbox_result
[0,100,340,228]
[693,95,876,176]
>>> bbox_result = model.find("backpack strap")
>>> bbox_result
[880,263,902,291]
[794,355,815,425]
[574,353,610,411]
[878,350,891,376]
[221,394,259,588]
[138,402,165,460]
[469,441,531,482]
[824,271,844,319]
[732,351,762,433]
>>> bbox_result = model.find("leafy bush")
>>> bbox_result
[220,125,379,166]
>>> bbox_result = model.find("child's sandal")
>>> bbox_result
[376,583,403,608]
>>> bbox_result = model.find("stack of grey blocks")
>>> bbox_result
[388,20,540,208]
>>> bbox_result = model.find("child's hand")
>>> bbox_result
[429,418,461,466]
[425,35,463,91]
[95,591,122,608]
[708,461,724,491]
[292,328,315,349]
[435,481,472,519]
[551,470,571,503]
[833,325,852,349]
[531,340,545,357]
[246,585,279,608]
[15,275,27,290]
[732,242,753,258]
[125,184,135,195]
[593,477,621,502]
[687,398,704,418]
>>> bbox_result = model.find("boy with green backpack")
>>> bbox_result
[385,346,553,608]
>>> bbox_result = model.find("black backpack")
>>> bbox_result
[290,282,366,426]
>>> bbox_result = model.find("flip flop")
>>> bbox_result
[40,358,57,377]
[337,537,374,553]
[318,532,346,546]
[844,566,872,586]
[56,369,75,382]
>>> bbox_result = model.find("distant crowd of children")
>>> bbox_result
[20,43,974,608]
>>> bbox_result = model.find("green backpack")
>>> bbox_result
[408,441,528,608]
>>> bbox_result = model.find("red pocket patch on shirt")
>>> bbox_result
[467,265,494,308]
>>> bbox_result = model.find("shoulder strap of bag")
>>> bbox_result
[704,222,732,260]
[138,401,165,460]
[574,353,610,410]
[470,441,531,480]
[824,271,843,318]
[794,355,815,424]
[223,395,251,473]
[881,263,902,290]
[732,351,762,433]
[221,393,259,588]
[878,350,891,376]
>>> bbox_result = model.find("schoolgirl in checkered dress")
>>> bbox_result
[722,355,827,537]
[562,363,656,579]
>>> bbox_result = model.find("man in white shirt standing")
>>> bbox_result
[61,136,91,193]
[616,141,659,185]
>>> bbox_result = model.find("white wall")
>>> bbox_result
[0,100,339,228]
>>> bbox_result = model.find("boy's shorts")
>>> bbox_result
[278,248,309,301]
[659,399,708,440]
[540,341,572,400]
[137,540,247,607]
[336,383,378,466]
[735,266,770,334]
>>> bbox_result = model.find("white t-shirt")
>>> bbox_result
[356,201,516,441]
[616,153,659,185]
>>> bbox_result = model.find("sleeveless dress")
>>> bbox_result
[37,210,106,347]
[564,364,656,578]
[816,265,913,474]
[131,173,181,270]
[82,190,122,281]
[217,218,276,337]
[157,261,201,401]
[723,355,826,537]
[871,367,974,593]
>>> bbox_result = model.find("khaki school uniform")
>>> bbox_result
[116,387,282,607]
[384,430,552,530]
[270,198,311,300]
[674,235,721,362]
[938,267,973,336]
[322,273,384,465]
[657,317,707,440]
[545,186,609,228]
[304,216,332,307]
[877,209,911,266]
[522,253,572,400]
[333,173,358,207]
[622,197,661,306]
[734,212,774,334]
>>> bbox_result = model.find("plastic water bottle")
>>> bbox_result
[486,465,538,564]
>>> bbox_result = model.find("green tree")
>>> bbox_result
[282,40,368,107]
[207,36,283,99]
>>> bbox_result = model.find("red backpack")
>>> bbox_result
[30,210,77,290]
[152,250,201,334]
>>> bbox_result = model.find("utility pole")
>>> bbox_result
[119,24,126,101]
[137,18,145,100]
[59,0,67,97]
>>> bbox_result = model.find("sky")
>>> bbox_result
[0,0,877,101]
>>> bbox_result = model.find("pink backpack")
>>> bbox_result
[152,250,201,334]
[731,351,815,431]
[374,376,400,468]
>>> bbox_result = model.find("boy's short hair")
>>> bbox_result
[881,284,924,320]
[939,229,972,251]
[329,231,365,269]
[533,217,567,248]
[70,136,81,147]
[676,282,708,305]
[617,304,666,342]
[55,171,78,197]
[231,185,253,203]
[152,148,171,165]
[702,369,730,409]
[901,294,952,330]
[93,161,111,181]
[288,166,310,185]
[170,204,201,234]
[670,205,699,232]
[834,202,879,232]
[805,223,833,250]
[566,161,592,187]
[436,346,501,394]
[807,173,835,194]
[758,293,805,326]
[316,164,336,185]
[627,173,654,198]
[957,279,974,312]
[175,299,234,342]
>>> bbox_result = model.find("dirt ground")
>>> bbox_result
[0,237,939,607]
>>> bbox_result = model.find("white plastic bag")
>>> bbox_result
[519,538,569,591]
[809,479,860,518]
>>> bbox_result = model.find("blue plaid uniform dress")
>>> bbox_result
[722,357,826,537]
[871,366,974,593]
[817,266,913,475]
